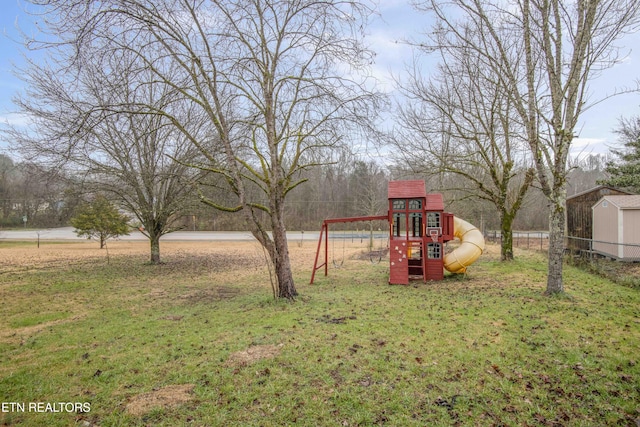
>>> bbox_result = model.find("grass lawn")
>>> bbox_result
[0,240,638,426]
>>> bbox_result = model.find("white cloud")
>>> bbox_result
[570,137,609,156]
[0,112,31,128]
[364,29,413,92]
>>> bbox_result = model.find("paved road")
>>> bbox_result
[1,227,548,242]
[0,227,320,242]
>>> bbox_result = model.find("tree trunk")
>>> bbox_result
[149,233,161,264]
[500,213,514,261]
[545,198,565,295]
[246,193,298,300]
[271,205,298,299]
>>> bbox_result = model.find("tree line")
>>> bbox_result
[1,0,639,299]
[0,148,625,237]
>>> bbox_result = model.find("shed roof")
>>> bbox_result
[597,195,640,209]
[388,180,426,199]
[567,185,632,202]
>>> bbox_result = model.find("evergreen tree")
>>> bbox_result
[71,197,130,248]
[601,116,640,193]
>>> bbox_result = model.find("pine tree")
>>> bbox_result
[601,116,640,193]
[70,197,130,248]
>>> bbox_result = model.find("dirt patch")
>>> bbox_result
[226,344,283,366]
[159,315,184,321]
[125,384,195,416]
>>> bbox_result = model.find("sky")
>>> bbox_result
[0,0,31,148]
[1,0,639,159]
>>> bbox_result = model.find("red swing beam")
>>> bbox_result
[310,215,387,284]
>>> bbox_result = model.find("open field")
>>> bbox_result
[1,239,639,426]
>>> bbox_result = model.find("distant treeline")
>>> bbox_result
[1,152,608,232]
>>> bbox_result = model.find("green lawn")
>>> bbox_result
[0,243,638,426]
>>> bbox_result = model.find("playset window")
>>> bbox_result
[392,200,405,210]
[427,243,441,259]
[427,212,440,228]
[409,213,422,237]
[392,213,406,237]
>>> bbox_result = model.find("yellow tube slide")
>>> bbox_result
[444,216,485,273]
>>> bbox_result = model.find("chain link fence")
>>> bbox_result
[565,236,640,261]
[486,231,640,260]
[485,232,640,287]
[485,230,548,252]
[565,236,640,288]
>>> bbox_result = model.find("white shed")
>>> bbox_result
[592,195,640,260]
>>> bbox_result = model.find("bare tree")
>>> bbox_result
[193,1,381,299]
[7,43,202,263]
[7,162,73,228]
[17,0,382,298]
[350,160,388,250]
[0,154,17,224]
[394,41,535,261]
[416,0,640,294]
[567,154,609,196]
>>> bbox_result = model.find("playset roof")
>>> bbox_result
[387,180,444,210]
[388,180,426,199]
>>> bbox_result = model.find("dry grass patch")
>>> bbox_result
[226,344,284,366]
[0,240,268,275]
[124,384,195,416]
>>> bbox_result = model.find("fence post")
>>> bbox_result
[540,232,543,251]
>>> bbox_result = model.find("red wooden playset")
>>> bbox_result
[310,180,484,285]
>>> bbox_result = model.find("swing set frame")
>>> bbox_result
[310,215,387,284]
